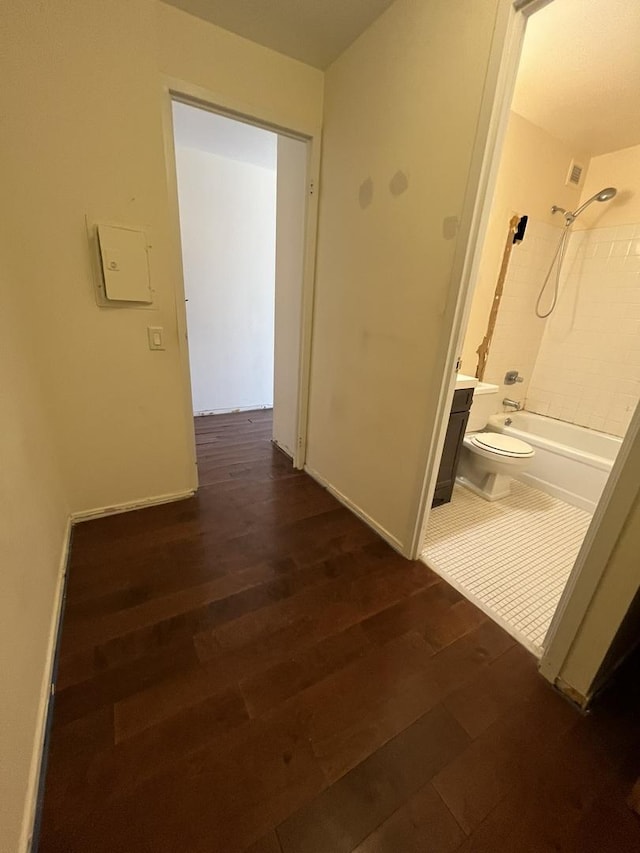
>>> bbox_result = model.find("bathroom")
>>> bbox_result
[421,0,640,655]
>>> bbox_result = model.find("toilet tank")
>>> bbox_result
[467,381,499,432]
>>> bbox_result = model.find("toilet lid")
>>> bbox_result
[471,432,534,457]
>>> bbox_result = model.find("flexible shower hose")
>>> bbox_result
[535,222,572,319]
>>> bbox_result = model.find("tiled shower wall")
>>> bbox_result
[527,223,640,437]
[483,219,561,403]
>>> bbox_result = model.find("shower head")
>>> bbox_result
[595,187,617,202]
[571,186,618,220]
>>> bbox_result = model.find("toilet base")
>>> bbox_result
[456,472,512,502]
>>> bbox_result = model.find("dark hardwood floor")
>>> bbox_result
[39,411,640,852]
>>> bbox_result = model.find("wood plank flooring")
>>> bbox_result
[38,411,640,852]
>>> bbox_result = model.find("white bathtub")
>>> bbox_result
[487,411,622,513]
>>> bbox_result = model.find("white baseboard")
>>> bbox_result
[304,465,405,555]
[272,438,293,460]
[20,516,72,853]
[194,405,273,416]
[71,488,195,523]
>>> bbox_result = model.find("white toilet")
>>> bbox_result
[457,382,535,501]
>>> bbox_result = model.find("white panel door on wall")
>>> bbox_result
[273,135,308,457]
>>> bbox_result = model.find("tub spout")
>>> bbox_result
[503,398,522,411]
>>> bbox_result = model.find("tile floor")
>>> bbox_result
[422,480,592,655]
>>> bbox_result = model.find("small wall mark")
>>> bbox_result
[442,216,459,240]
[359,178,374,209]
[389,170,409,197]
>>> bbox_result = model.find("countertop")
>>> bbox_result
[455,372,479,391]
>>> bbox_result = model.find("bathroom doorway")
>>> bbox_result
[418,0,640,657]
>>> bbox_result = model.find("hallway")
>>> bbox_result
[38,412,640,852]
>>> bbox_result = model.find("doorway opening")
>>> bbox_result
[170,98,311,473]
[419,0,640,657]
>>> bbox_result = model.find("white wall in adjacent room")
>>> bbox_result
[173,108,277,414]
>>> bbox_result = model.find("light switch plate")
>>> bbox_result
[147,326,165,351]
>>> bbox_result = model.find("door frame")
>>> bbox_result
[408,0,640,693]
[159,76,322,478]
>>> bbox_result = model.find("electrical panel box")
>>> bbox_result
[97,224,152,303]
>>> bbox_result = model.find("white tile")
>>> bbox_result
[422,481,591,656]
[493,216,640,439]
[612,241,631,258]
[594,241,612,259]
[616,224,637,241]
[595,226,619,243]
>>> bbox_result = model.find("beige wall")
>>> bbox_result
[0,1,322,847]
[1,0,323,518]
[461,111,588,377]
[306,0,504,548]
[0,272,69,851]
[157,4,323,134]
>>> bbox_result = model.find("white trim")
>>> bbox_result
[160,76,321,474]
[539,401,640,684]
[194,405,272,417]
[513,0,554,12]
[159,84,199,495]
[20,517,72,853]
[162,76,320,141]
[71,489,195,523]
[304,465,405,555]
[293,133,322,470]
[407,0,526,559]
[420,552,542,658]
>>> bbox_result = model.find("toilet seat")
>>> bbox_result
[468,432,534,458]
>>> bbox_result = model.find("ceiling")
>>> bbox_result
[512,0,640,156]
[162,0,396,69]
[172,101,277,169]
[166,0,640,153]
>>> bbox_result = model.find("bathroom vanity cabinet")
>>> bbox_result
[432,386,474,507]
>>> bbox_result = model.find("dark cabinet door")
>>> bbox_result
[432,409,470,507]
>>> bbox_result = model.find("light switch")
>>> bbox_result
[147,326,165,351]
[97,224,152,303]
